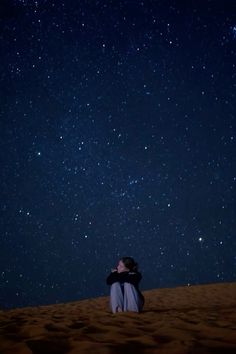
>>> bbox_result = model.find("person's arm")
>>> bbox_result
[106,271,141,286]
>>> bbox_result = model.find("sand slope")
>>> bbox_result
[0,282,236,353]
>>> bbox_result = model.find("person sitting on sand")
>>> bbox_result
[106,256,145,313]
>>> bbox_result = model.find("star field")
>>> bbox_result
[0,0,236,309]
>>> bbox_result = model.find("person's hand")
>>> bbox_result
[117,269,127,273]
[111,268,117,273]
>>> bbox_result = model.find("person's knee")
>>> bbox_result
[111,282,121,287]
[123,282,135,289]
[110,282,122,293]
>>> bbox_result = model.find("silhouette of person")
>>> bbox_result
[106,256,145,313]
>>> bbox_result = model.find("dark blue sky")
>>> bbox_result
[1,0,235,309]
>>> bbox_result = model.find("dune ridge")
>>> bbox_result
[0,282,236,353]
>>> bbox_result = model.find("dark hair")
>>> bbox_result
[120,256,138,272]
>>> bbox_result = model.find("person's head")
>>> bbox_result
[117,256,138,272]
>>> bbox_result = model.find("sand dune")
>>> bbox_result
[0,282,236,353]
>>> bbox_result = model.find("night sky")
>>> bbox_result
[1,0,236,310]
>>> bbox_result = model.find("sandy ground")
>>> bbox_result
[0,282,236,353]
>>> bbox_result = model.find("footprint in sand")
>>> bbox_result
[26,338,71,354]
